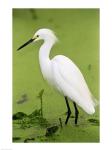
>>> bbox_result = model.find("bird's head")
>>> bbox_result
[17,28,58,51]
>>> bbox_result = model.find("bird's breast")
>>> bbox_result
[39,60,54,86]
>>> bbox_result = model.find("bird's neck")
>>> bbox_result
[39,40,54,63]
[39,40,55,81]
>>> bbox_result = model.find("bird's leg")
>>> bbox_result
[73,102,79,124]
[64,96,71,125]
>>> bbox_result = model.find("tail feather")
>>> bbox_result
[91,95,99,107]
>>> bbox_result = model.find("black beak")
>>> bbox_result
[17,38,35,51]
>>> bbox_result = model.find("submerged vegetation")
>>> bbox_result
[13,89,99,142]
[13,89,61,142]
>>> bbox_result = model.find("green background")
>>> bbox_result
[13,9,99,142]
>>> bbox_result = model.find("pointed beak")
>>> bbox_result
[17,38,35,51]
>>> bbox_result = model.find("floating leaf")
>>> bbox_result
[88,118,99,126]
[45,125,59,136]
[13,112,27,120]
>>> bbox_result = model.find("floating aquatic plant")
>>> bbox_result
[13,112,27,120]
[88,118,99,126]
[45,125,59,137]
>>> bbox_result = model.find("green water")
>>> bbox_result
[13,9,99,142]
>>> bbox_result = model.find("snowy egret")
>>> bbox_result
[17,28,97,125]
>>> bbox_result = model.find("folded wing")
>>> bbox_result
[51,55,95,114]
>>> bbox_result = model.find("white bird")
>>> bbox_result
[17,28,97,125]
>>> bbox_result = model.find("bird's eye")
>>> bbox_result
[37,35,39,37]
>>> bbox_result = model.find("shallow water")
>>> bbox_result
[13,9,99,142]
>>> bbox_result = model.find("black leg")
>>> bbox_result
[64,96,71,124]
[73,102,79,124]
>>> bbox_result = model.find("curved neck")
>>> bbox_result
[38,40,55,80]
[38,40,55,82]
[39,40,54,62]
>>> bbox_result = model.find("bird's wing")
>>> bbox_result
[51,55,95,114]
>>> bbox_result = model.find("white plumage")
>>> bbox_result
[51,55,95,114]
[17,28,97,124]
